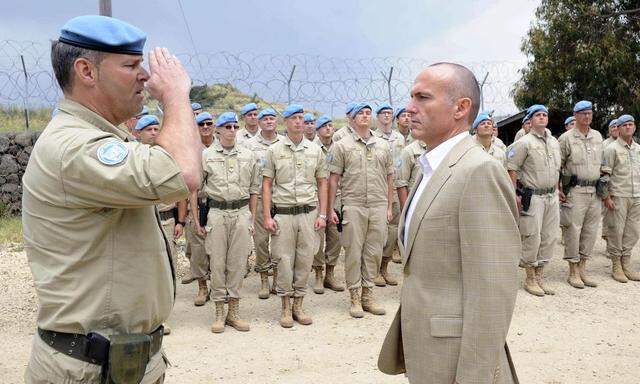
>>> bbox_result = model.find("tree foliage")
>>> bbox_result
[513,1,640,131]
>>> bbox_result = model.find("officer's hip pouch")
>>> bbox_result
[104,333,151,384]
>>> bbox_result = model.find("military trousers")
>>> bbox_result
[560,191,601,263]
[185,217,209,280]
[518,193,559,267]
[204,207,252,302]
[253,198,273,273]
[342,204,388,289]
[25,335,167,384]
[605,196,640,259]
[161,218,176,260]
[602,203,613,239]
[382,198,400,261]
[271,211,320,297]
[312,221,341,268]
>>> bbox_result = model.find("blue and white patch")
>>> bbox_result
[97,141,129,165]
[395,158,403,169]
[507,148,516,159]
[326,152,334,163]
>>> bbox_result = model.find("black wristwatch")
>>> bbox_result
[176,221,186,226]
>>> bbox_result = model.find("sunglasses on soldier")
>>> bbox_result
[198,121,213,127]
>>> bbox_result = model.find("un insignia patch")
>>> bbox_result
[326,152,334,162]
[97,141,129,165]
[395,158,403,169]
[507,148,516,158]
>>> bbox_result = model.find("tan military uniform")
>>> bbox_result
[332,125,351,142]
[262,136,328,296]
[201,142,260,301]
[243,132,282,272]
[399,129,414,146]
[185,145,212,281]
[514,128,527,142]
[158,202,177,267]
[493,136,507,151]
[236,126,260,146]
[476,136,507,168]
[558,128,603,263]
[328,129,393,289]
[23,99,188,383]
[603,137,616,148]
[601,136,618,239]
[601,138,640,259]
[396,140,427,191]
[507,130,561,267]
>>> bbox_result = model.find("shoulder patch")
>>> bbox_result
[97,141,128,165]
[395,158,403,169]
[507,148,516,158]
[326,152,334,163]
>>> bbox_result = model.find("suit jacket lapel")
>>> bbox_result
[397,172,422,252]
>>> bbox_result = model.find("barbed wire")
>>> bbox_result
[0,40,523,129]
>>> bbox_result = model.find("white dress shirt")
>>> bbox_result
[404,132,469,248]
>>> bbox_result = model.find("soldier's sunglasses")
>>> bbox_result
[198,121,213,127]
[221,124,240,130]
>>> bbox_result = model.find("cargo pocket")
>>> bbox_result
[430,316,463,338]
[559,202,573,227]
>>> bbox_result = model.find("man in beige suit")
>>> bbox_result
[378,63,520,384]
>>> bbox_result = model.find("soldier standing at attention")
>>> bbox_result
[311,116,345,293]
[328,103,394,318]
[396,139,427,211]
[236,102,260,145]
[394,106,413,145]
[196,112,260,333]
[564,116,576,131]
[492,120,507,151]
[191,102,203,116]
[22,15,201,383]
[262,104,329,328]
[507,105,561,297]
[244,108,282,298]
[601,114,640,283]
[514,114,532,142]
[603,119,620,148]
[332,102,357,142]
[373,103,403,287]
[473,112,507,168]
[304,112,317,141]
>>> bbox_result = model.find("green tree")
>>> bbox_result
[513,1,640,132]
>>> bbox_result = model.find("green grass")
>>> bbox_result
[0,216,23,245]
[0,106,52,132]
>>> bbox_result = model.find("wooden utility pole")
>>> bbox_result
[99,0,112,16]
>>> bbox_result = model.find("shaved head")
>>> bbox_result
[429,62,480,124]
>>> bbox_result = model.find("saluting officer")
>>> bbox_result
[328,103,394,318]
[236,102,260,145]
[22,15,200,383]
[262,104,329,328]
[507,104,561,297]
[558,101,602,289]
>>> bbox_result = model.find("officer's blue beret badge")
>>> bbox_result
[97,141,129,165]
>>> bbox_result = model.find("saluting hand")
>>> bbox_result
[146,47,191,104]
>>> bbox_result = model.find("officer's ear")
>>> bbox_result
[73,57,100,88]
[453,97,472,122]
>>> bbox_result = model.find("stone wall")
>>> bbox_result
[0,131,41,215]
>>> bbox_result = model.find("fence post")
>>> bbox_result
[20,55,29,130]
[479,72,489,112]
[286,65,296,104]
[380,66,394,106]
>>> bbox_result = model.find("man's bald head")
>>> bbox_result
[427,63,480,124]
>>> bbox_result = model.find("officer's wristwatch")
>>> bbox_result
[318,214,327,221]
[176,221,186,226]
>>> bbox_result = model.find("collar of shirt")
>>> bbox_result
[418,131,469,176]
[531,129,548,139]
[58,98,129,141]
[571,127,595,139]
[617,136,637,149]
[257,132,280,145]
[282,135,310,151]
[350,128,375,145]
[213,140,238,155]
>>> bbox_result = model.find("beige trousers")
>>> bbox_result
[519,193,559,267]
[561,192,601,263]
[253,198,273,273]
[605,196,640,259]
[312,220,341,268]
[204,207,252,302]
[382,198,400,261]
[185,217,209,280]
[342,204,388,289]
[161,218,176,261]
[271,211,320,297]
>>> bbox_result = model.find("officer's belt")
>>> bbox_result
[531,187,556,195]
[37,326,164,366]
[274,205,316,215]
[576,179,598,187]
[208,198,250,210]
[159,210,174,221]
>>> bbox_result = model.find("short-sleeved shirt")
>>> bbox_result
[493,136,507,151]
[202,141,260,201]
[328,128,393,207]
[236,126,260,146]
[374,128,406,168]
[603,137,616,149]
[262,135,328,206]
[558,127,603,194]
[242,132,281,194]
[332,125,352,142]
[514,128,527,142]
[398,129,414,146]
[507,130,561,190]
[157,202,176,213]
[476,136,507,169]
[22,98,189,335]
[601,138,640,198]
[396,140,427,189]
[314,136,342,209]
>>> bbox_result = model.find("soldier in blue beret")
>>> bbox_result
[603,119,619,148]
[394,106,412,145]
[304,113,317,141]
[564,116,576,130]
[191,102,203,116]
[237,102,260,145]
[573,100,592,113]
[375,103,393,132]
[333,102,358,142]
[514,112,533,142]
[133,114,160,145]
[23,15,201,383]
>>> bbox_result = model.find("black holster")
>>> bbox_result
[198,198,210,227]
[335,208,343,233]
[102,334,151,384]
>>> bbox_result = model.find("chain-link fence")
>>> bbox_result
[0,39,524,130]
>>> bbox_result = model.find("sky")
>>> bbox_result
[0,0,541,115]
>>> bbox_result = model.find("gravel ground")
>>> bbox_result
[1,234,640,383]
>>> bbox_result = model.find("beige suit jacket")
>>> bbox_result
[378,135,520,384]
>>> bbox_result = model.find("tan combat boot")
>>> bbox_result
[292,296,313,325]
[535,266,555,294]
[279,296,294,328]
[524,266,545,296]
[567,262,584,289]
[194,279,209,306]
[578,259,598,287]
[323,265,345,291]
[226,298,250,332]
[361,287,386,315]
[163,323,171,335]
[348,288,364,318]
[373,273,387,287]
[611,256,628,283]
[380,259,398,286]
[312,266,324,294]
[258,272,270,299]
[391,250,402,264]
[181,271,196,284]
[621,256,640,281]
[211,301,225,333]
[270,267,278,294]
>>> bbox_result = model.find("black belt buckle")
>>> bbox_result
[85,332,110,364]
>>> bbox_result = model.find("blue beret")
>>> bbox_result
[240,103,258,116]
[304,113,315,123]
[135,114,159,131]
[618,114,635,124]
[527,104,548,119]
[564,116,575,126]
[282,104,304,118]
[345,102,357,115]
[609,119,619,127]
[258,108,277,120]
[573,100,592,113]
[191,102,202,111]
[315,115,332,130]
[522,114,530,123]
[375,103,393,115]
[59,15,146,55]
[216,112,238,127]
[350,103,372,118]
[472,112,492,130]
[394,107,406,119]
[136,105,149,117]
[195,112,213,124]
